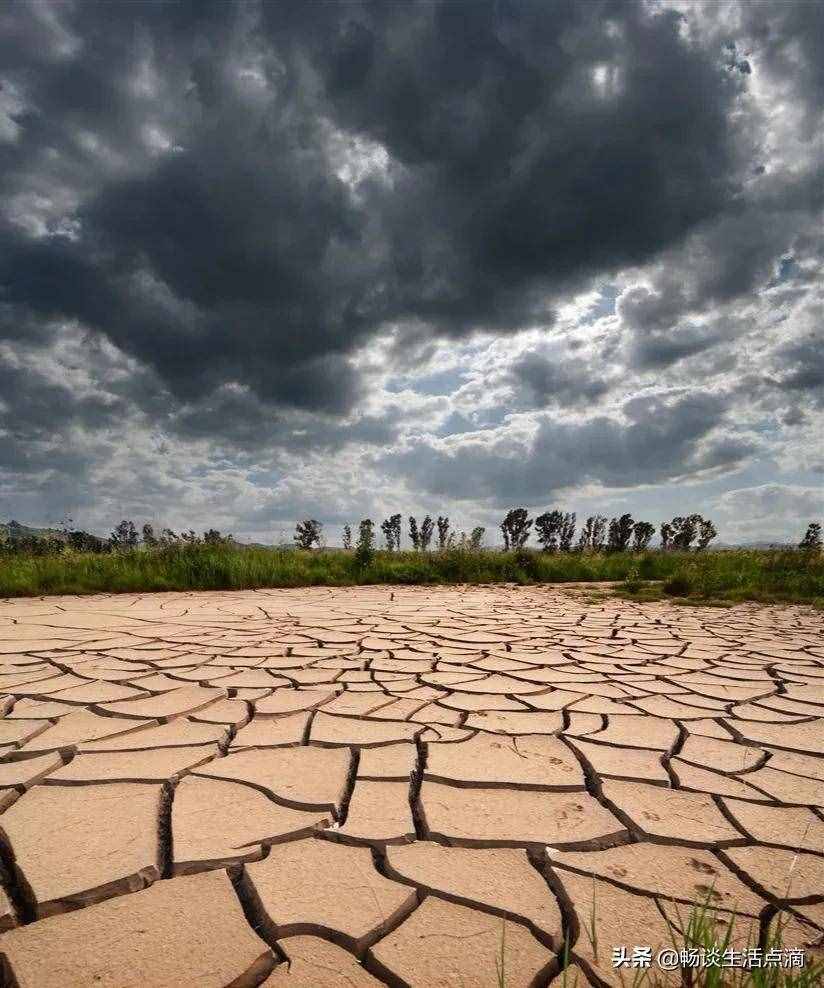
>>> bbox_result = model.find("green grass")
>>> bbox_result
[0,545,821,603]
[552,891,824,988]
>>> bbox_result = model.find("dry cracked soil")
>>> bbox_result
[0,585,821,987]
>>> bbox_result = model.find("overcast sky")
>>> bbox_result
[0,0,821,546]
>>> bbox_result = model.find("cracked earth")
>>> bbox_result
[0,585,822,987]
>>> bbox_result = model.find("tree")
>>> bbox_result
[355,519,375,566]
[437,516,451,550]
[559,513,576,552]
[576,515,606,552]
[342,524,352,550]
[142,523,157,548]
[408,517,420,550]
[660,522,673,551]
[501,508,532,550]
[631,521,655,552]
[67,530,106,553]
[799,522,822,551]
[420,515,435,551]
[696,518,718,551]
[294,519,322,550]
[110,519,138,551]
[380,518,394,550]
[204,529,229,545]
[469,526,485,550]
[390,513,401,550]
[607,513,635,552]
[670,515,701,551]
[535,510,564,552]
[158,528,179,548]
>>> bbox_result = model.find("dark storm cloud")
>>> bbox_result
[617,286,732,370]
[508,350,611,408]
[386,391,755,505]
[1,0,821,537]
[1,0,753,421]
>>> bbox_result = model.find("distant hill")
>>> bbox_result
[0,520,65,542]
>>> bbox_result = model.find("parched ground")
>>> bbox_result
[0,586,822,987]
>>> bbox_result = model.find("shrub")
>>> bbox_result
[664,574,693,596]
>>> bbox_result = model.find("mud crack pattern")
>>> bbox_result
[0,586,822,986]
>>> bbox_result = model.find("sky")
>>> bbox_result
[0,0,822,547]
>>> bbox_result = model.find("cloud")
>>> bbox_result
[0,0,821,542]
[386,390,755,506]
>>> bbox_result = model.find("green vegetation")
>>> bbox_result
[0,543,821,603]
[616,549,824,607]
[556,892,824,988]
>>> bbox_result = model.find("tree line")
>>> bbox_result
[292,510,722,554]
[1,516,821,558]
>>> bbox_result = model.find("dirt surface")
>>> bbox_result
[0,585,821,986]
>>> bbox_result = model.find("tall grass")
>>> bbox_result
[0,545,821,602]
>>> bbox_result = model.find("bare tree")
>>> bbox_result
[800,522,822,551]
[294,519,322,550]
[607,513,634,552]
[559,513,576,552]
[342,524,352,550]
[501,508,532,550]
[631,521,655,552]
[535,510,564,552]
[436,516,451,550]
